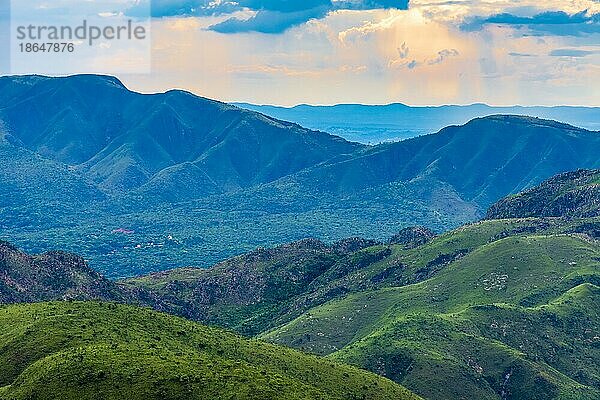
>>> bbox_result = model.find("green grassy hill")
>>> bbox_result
[124,217,597,336]
[2,168,600,399]
[261,228,600,399]
[4,216,598,399]
[0,302,419,400]
[120,237,386,336]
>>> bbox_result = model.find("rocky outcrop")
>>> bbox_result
[486,169,600,219]
[388,226,436,248]
[0,241,125,303]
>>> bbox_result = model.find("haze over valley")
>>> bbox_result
[235,103,600,143]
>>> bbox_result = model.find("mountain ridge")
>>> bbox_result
[0,74,362,193]
[234,102,600,143]
[487,169,600,219]
[2,75,600,277]
[1,168,600,399]
[259,115,600,205]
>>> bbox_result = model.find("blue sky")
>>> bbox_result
[3,0,600,106]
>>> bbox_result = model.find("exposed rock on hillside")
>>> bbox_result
[487,169,600,219]
[388,226,436,248]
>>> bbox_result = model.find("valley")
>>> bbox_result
[234,103,600,144]
[0,75,599,400]
[1,168,599,399]
[1,76,599,278]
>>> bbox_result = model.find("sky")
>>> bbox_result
[3,0,600,106]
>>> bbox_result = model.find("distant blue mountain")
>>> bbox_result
[1,75,600,278]
[0,75,360,194]
[233,102,600,144]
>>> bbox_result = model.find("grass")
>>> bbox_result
[121,217,599,341]
[0,302,420,400]
[261,229,600,400]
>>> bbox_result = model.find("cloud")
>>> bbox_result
[338,12,402,43]
[128,1,196,18]
[407,60,419,69]
[210,6,331,33]
[208,0,410,33]
[127,1,238,18]
[397,42,409,59]
[427,48,459,65]
[549,48,597,57]
[508,52,536,57]
[389,45,458,70]
[462,10,600,36]
[128,0,410,32]
[240,0,331,13]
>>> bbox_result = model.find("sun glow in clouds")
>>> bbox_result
[4,0,598,105]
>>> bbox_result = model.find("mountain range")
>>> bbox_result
[0,75,359,194]
[234,102,600,143]
[1,75,600,279]
[1,169,599,399]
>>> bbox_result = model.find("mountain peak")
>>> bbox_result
[0,73,128,90]
[64,74,127,89]
[0,75,359,194]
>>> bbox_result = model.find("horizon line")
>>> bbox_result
[229,101,600,109]
[2,73,599,109]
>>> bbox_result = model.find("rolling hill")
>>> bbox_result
[1,169,599,399]
[120,237,389,336]
[2,219,598,399]
[260,228,600,398]
[0,302,419,400]
[255,173,600,399]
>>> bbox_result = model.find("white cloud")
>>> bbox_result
[114,1,600,106]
